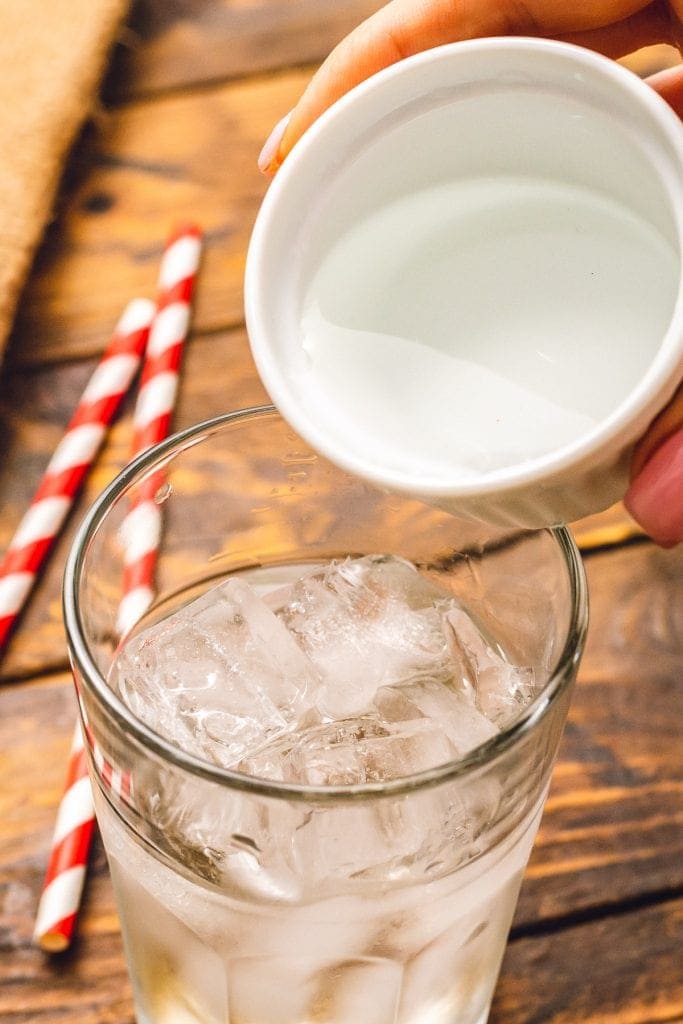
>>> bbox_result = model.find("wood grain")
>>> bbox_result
[0,326,267,680]
[6,67,311,368]
[492,897,683,1024]
[2,359,681,921]
[1,327,679,682]
[105,5,678,108]
[106,0,384,101]
[1,671,680,1021]
[2,5,681,1023]
[2,561,680,934]
[570,502,643,550]
[8,47,682,387]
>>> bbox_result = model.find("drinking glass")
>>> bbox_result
[64,406,588,1024]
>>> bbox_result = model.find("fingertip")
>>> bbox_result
[646,64,683,120]
[258,111,293,175]
[624,425,683,548]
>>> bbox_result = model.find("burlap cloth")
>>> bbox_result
[0,0,129,363]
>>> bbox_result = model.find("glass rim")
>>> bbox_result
[64,405,588,804]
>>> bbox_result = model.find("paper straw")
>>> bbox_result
[31,300,154,953]
[116,224,202,638]
[0,299,155,654]
[35,226,201,952]
[33,724,95,952]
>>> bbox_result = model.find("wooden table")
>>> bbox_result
[1,4,682,1021]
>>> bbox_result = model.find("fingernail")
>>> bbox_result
[624,425,683,547]
[258,111,292,175]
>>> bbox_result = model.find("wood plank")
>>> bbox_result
[105,8,678,104]
[0,321,676,681]
[1,332,680,919]
[3,883,681,1024]
[580,541,683,690]
[1,672,680,1022]
[511,536,683,923]
[5,67,312,368]
[3,314,680,693]
[106,0,384,101]
[9,48,683,374]
[4,848,682,1024]
[8,26,683,373]
[0,327,268,680]
[571,502,644,550]
[2,545,680,936]
[492,898,683,1024]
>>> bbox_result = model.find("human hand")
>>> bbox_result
[257,1,683,545]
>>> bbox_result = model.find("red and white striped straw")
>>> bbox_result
[33,724,94,952]
[34,226,201,952]
[29,300,154,953]
[116,224,202,638]
[0,298,155,655]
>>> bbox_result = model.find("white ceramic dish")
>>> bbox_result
[245,38,683,527]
